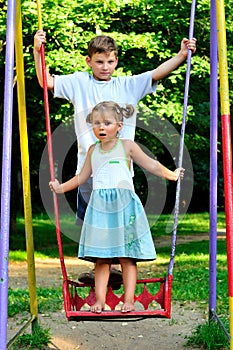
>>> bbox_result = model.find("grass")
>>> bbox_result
[150,211,226,236]
[10,211,226,260]
[11,324,51,350]
[8,288,64,317]
[186,320,229,349]
[10,213,79,259]
[8,211,229,349]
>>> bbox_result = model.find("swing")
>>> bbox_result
[37,0,196,322]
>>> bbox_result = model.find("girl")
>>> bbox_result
[49,101,184,314]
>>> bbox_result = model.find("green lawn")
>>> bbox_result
[10,211,228,313]
[8,211,229,349]
[10,211,226,260]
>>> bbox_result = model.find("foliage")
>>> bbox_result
[11,324,51,350]
[8,287,63,316]
[9,211,229,349]
[9,236,229,349]
[10,214,78,253]
[186,319,229,349]
[150,211,226,235]
[9,212,226,254]
[1,0,232,214]
[149,239,229,349]
[10,213,228,307]
[154,240,228,311]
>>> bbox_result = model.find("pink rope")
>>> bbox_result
[40,44,68,281]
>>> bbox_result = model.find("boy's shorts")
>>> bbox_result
[76,177,93,223]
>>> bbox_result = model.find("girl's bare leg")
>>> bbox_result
[119,258,137,313]
[90,258,111,313]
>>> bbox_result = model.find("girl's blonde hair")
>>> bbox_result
[86,101,134,124]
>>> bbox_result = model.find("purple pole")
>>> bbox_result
[0,0,16,348]
[209,0,218,314]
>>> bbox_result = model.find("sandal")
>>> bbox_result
[78,268,123,290]
[108,269,123,284]
[109,268,122,290]
[78,269,95,284]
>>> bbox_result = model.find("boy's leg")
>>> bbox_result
[90,258,111,313]
[119,258,137,313]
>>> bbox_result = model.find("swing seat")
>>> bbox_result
[62,274,172,321]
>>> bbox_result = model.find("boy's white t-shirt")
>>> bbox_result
[54,71,157,173]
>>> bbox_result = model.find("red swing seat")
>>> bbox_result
[62,274,172,321]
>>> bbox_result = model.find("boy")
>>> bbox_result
[34,31,196,286]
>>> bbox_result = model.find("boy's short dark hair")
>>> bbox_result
[88,35,118,58]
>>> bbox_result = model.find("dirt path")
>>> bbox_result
[8,233,220,349]
[16,303,204,350]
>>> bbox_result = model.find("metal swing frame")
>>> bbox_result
[37,0,195,322]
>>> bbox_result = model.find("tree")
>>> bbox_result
[0,0,232,213]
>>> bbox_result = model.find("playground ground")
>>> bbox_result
[7,234,211,349]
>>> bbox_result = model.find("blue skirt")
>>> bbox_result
[78,188,156,263]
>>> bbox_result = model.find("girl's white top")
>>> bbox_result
[91,140,134,191]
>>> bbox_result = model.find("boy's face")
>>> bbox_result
[86,52,118,81]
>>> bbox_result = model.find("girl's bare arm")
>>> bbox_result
[49,146,93,193]
[123,140,183,181]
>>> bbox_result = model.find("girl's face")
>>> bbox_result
[92,111,122,141]
[86,51,118,81]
